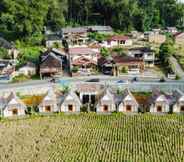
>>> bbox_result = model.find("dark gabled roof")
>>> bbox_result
[112,55,143,64]
[149,89,173,105]
[129,47,155,53]
[172,89,184,103]
[0,37,13,49]
[98,57,113,66]
[40,52,62,68]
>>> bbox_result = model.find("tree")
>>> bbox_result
[100,47,110,58]
[0,47,10,59]
[46,0,67,31]
[159,39,175,64]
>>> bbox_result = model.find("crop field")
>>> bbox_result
[0,113,184,162]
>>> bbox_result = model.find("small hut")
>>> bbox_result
[60,91,82,113]
[118,89,139,113]
[3,92,27,117]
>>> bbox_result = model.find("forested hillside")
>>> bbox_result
[0,0,183,39]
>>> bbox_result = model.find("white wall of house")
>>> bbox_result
[118,95,139,113]
[96,92,116,113]
[39,103,58,113]
[19,67,36,76]
[100,40,133,48]
[61,103,80,113]
[150,95,170,113]
[173,97,184,113]
[3,105,26,117]
[60,93,81,113]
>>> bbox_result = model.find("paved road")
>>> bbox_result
[0,75,183,94]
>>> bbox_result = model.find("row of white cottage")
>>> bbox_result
[1,88,184,117]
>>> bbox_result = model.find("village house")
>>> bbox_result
[0,60,15,76]
[61,27,89,47]
[18,62,36,76]
[128,47,155,67]
[128,31,144,40]
[96,88,116,113]
[38,88,59,113]
[148,33,166,44]
[100,35,133,48]
[149,90,172,114]
[60,91,82,113]
[166,27,178,34]
[174,32,184,46]
[98,55,144,75]
[173,89,184,113]
[39,51,63,78]
[45,34,63,48]
[0,37,19,59]
[112,55,144,75]
[3,92,27,117]
[69,47,98,76]
[152,28,161,34]
[118,89,139,113]
[87,26,113,35]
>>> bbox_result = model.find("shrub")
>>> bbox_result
[71,66,79,73]
[121,67,128,73]
[175,74,180,80]
[11,74,30,83]
[100,47,110,58]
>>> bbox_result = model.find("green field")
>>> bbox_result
[0,113,184,162]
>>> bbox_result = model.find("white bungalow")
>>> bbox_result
[118,89,139,113]
[3,92,27,117]
[173,90,184,113]
[96,88,116,113]
[60,91,82,113]
[38,88,59,113]
[149,90,171,113]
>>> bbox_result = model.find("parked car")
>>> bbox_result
[131,77,138,82]
[49,78,56,83]
[116,80,128,84]
[86,78,100,82]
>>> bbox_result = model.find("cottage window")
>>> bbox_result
[126,105,132,112]
[12,109,18,115]
[180,106,184,112]
[120,40,125,44]
[45,106,51,112]
[103,105,108,112]
[157,106,162,112]
[68,105,73,112]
